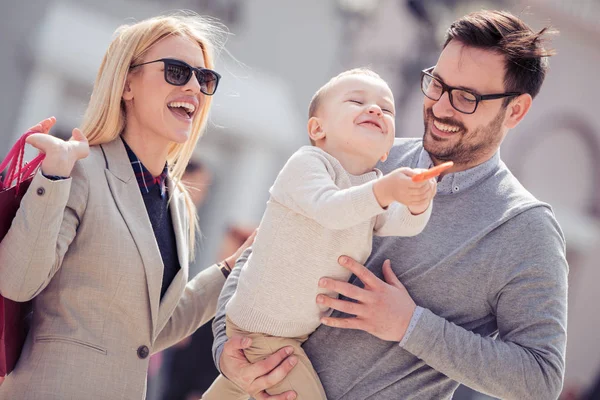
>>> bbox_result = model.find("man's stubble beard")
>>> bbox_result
[422,106,504,165]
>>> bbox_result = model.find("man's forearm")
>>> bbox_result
[401,307,566,400]
[400,209,567,400]
[211,248,251,372]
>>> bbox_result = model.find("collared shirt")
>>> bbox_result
[416,149,501,195]
[122,139,168,198]
[121,137,180,300]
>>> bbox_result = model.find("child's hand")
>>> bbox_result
[404,170,436,215]
[373,167,436,213]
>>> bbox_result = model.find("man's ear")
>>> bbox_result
[122,79,134,101]
[380,152,389,162]
[504,93,532,129]
[308,117,326,142]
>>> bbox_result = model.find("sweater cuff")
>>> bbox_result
[399,306,424,347]
[214,343,225,373]
[399,307,445,359]
[404,201,433,230]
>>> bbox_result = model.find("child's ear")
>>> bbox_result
[380,152,389,162]
[122,79,134,101]
[307,117,326,142]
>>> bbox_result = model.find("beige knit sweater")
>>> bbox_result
[226,146,432,337]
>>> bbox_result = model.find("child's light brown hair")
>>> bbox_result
[307,68,389,145]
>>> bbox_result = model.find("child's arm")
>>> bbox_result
[373,201,432,237]
[269,149,387,230]
[372,167,436,237]
[372,167,436,213]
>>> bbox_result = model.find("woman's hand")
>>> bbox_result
[223,229,257,268]
[25,117,90,177]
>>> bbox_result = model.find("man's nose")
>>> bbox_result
[432,91,455,118]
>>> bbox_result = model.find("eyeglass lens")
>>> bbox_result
[421,74,478,114]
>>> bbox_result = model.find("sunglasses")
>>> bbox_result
[130,58,221,96]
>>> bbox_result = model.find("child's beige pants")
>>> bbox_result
[202,316,326,400]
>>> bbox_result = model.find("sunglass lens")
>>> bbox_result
[165,62,192,85]
[196,69,219,95]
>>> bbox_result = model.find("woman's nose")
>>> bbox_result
[182,72,201,94]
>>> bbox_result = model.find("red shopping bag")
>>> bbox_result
[0,131,45,377]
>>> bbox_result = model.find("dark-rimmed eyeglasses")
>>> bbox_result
[420,66,521,114]
[130,58,221,96]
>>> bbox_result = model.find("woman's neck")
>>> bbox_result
[121,128,170,177]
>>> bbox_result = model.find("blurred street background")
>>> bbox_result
[1,0,599,399]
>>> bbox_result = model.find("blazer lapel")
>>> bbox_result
[101,138,163,335]
[154,178,190,337]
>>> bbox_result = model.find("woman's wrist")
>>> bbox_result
[42,172,69,181]
[216,260,232,278]
[225,255,238,268]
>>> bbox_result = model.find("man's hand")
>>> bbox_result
[317,256,417,342]
[220,335,298,400]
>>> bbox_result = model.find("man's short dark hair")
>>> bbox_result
[444,10,557,103]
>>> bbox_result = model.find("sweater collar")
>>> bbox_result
[416,149,500,195]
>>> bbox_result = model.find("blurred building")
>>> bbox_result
[1,0,599,399]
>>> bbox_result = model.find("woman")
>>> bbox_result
[0,14,249,399]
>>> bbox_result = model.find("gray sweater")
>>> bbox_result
[213,138,568,400]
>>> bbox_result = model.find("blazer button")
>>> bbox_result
[137,345,149,359]
[36,187,45,196]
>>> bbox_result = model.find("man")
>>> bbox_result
[212,10,568,400]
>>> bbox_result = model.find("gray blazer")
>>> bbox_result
[0,137,225,399]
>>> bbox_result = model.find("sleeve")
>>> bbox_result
[373,201,432,237]
[152,264,226,353]
[269,150,385,230]
[0,162,89,302]
[211,247,251,372]
[399,207,568,400]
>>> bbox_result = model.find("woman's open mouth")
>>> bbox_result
[167,101,196,121]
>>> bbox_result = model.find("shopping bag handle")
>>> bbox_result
[0,131,46,191]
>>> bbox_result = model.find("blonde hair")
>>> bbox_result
[80,13,227,258]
